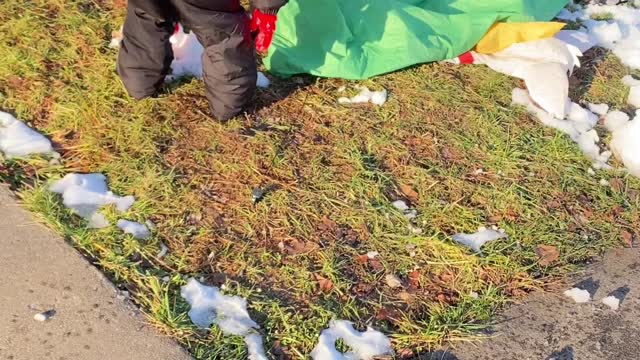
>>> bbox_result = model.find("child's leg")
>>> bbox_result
[172,0,257,120]
[117,0,175,99]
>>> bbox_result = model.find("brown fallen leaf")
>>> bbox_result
[313,274,334,293]
[610,178,624,193]
[398,184,419,203]
[397,291,412,302]
[407,270,420,289]
[355,254,369,265]
[368,258,384,272]
[621,231,633,247]
[375,306,402,322]
[487,215,502,224]
[535,244,560,266]
[351,282,374,297]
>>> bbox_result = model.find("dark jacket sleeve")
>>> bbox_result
[250,0,288,10]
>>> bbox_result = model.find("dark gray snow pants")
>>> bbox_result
[117,0,257,120]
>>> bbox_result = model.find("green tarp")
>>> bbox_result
[264,0,569,79]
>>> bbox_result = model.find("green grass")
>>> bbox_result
[1,1,639,358]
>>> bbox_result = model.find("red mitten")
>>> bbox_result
[250,9,277,53]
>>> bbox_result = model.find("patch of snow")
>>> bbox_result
[256,72,270,88]
[588,21,623,49]
[366,251,379,259]
[588,103,610,116]
[49,174,135,228]
[563,287,591,303]
[245,333,269,360]
[469,291,479,299]
[338,86,388,106]
[599,178,610,186]
[168,24,204,79]
[157,242,169,258]
[181,278,257,333]
[145,220,156,230]
[181,278,267,359]
[575,3,640,70]
[628,87,640,108]
[451,228,508,253]
[391,200,409,212]
[117,220,151,240]
[391,200,418,220]
[587,167,596,175]
[623,75,640,87]
[557,8,582,22]
[604,110,630,132]
[310,320,392,360]
[610,110,640,177]
[555,30,597,53]
[622,76,640,108]
[0,111,53,158]
[601,295,621,310]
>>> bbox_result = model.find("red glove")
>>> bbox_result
[250,9,277,53]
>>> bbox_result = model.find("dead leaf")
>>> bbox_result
[487,215,502,224]
[505,207,519,221]
[355,254,369,265]
[399,184,419,203]
[622,231,633,247]
[368,258,384,272]
[397,291,412,302]
[351,282,374,297]
[407,270,420,289]
[397,348,415,359]
[281,239,317,255]
[535,245,560,266]
[375,306,402,322]
[610,178,624,192]
[313,274,334,293]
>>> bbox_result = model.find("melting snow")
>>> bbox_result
[338,86,388,106]
[601,295,621,310]
[0,111,53,158]
[157,242,169,258]
[572,3,640,70]
[49,174,135,228]
[609,110,640,177]
[310,320,392,360]
[181,278,268,359]
[451,227,507,253]
[245,333,269,360]
[116,220,151,240]
[168,25,204,79]
[563,287,591,303]
[622,75,640,108]
[512,89,611,169]
[256,72,270,88]
[588,103,609,116]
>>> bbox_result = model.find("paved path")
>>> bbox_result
[0,187,191,360]
[428,248,640,360]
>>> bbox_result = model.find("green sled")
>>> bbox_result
[263,0,569,79]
